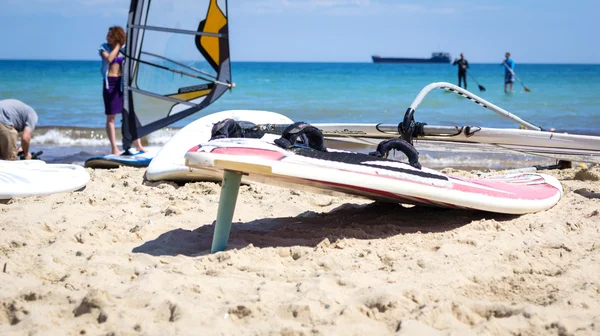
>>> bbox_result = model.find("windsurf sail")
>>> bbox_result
[122,0,233,150]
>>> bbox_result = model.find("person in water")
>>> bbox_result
[0,99,38,160]
[452,53,469,89]
[502,52,515,93]
[99,26,145,155]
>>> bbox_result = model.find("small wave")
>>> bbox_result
[32,129,109,146]
[146,128,180,145]
[417,153,556,170]
[31,126,181,146]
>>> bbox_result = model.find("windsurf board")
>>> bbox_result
[0,159,47,168]
[0,162,90,199]
[184,138,563,215]
[145,110,293,182]
[84,147,160,169]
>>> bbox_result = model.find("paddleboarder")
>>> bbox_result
[502,52,515,93]
[453,53,469,89]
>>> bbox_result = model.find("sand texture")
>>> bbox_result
[1,166,599,335]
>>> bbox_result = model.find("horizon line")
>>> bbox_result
[0,58,599,65]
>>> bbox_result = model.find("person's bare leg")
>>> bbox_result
[135,138,146,153]
[510,83,513,93]
[106,114,120,155]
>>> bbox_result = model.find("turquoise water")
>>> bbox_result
[0,60,598,165]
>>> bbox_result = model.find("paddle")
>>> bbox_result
[467,72,486,92]
[503,62,531,92]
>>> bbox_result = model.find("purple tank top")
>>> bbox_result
[110,56,123,65]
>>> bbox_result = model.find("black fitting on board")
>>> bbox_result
[274,121,327,152]
[369,139,421,169]
[398,108,426,145]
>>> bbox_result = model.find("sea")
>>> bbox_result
[1,60,599,169]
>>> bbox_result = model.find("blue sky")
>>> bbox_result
[0,0,598,63]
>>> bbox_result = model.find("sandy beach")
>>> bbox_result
[1,165,599,335]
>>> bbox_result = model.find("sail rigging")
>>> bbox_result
[122,0,233,150]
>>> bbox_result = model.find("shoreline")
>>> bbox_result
[32,140,573,171]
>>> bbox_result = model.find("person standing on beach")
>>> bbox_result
[99,26,145,155]
[0,99,38,160]
[452,53,469,89]
[502,52,515,93]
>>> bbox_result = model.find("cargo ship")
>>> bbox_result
[372,52,451,64]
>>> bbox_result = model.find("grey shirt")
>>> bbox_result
[0,99,38,132]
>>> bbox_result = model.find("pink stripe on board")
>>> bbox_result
[212,147,285,161]
[449,176,558,200]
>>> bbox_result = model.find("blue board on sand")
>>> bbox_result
[84,147,159,169]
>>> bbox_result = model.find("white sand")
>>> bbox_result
[1,166,599,335]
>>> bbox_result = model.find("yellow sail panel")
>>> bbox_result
[169,89,212,102]
[197,0,227,69]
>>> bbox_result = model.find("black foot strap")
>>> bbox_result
[369,138,421,169]
[274,122,327,152]
[210,118,244,140]
[210,119,265,140]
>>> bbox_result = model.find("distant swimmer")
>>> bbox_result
[453,53,469,89]
[502,52,515,93]
[0,99,39,160]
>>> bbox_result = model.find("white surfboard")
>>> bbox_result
[0,162,90,199]
[145,110,293,182]
[84,147,161,169]
[185,138,563,215]
[0,159,47,168]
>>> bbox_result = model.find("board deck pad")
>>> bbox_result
[184,138,563,214]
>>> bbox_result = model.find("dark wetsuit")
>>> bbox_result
[453,58,469,89]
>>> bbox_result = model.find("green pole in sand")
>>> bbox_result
[211,170,243,253]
